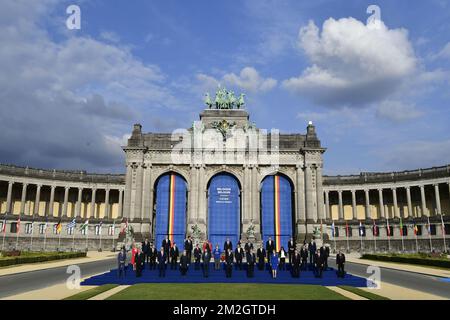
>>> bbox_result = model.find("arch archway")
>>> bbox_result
[153,172,188,249]
[260,173,295,252]
[207,172,241,247]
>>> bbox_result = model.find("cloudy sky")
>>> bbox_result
[1,0,450,174]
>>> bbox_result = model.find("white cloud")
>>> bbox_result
[282,17,417,107]
[375,100,423,122]
[0,0,181,172]
[100,31,121,43]
[197,67,277,93]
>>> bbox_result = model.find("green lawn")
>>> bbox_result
[63,284,119,300]
[337,285,390,300]
[106,283,349,300]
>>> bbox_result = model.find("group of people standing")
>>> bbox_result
[117,236,346,280]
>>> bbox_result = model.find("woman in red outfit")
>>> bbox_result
[131,243,137,270]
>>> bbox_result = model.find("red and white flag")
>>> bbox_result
[16,217,21,233]
[1,218,6,233]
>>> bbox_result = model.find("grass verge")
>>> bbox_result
[63,284,119,300]
[337,285,390,300]
[0,251,87,267]
[106,283,349,300]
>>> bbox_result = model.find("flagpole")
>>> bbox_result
[86,227,89,251]
[415,227,419,253]
[373,221,377,252]
[400,217,405,252]
[386,217,391,253]
[112,220,116,251]
[1,222,6,252]
[30,222,34,251]
[359,222,363,253]
[43,226,47,252]
[345,223,349,253]
[58,230,61,252]
[99,224,102,251]
[441,213,447,253]
[427,216,433,252]
[72,227,75,251]
[15,224,20,250]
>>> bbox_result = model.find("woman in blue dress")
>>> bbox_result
[270,251,279,278]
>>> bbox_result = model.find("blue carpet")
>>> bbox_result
[81,263,369,287]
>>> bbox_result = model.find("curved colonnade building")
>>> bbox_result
[0,108,449,252]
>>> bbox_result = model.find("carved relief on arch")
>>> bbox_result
[150,166,191,191]
[204,166,244,190]
[257,167,296,188]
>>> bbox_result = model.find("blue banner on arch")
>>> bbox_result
[261,174,293,251]
[154,173,187,249]
[208,173,240,248]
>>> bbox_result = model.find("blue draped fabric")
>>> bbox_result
[154,173,187,249]
[208,173,240,248]
[261,174,294,250]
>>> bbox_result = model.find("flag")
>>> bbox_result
[399,217,404,236]
[1,217,6,233]
[55,220,62,234]
[386,218,391,237]
[359,221,364,236]
[97,221,103,235]
[16,217,21,233]
[79,220,89,232]
[66,218,76,230]
[345,221,349,237]
[413,220,418,236]
[331,220,335,238]
[43,221,49,234]
[427,216,432,234]
[441,214,446,236]
[111,220,115,236]
[373,220,378,236]
[120,217,128,234]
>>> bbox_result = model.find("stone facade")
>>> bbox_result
[0,109,449,252]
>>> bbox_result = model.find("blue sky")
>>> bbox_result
[1,0,450,174]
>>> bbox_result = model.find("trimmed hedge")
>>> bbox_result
[361,253,450,269]
[0,251,87,267]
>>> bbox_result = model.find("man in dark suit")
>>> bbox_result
[324,245,330,270]
[162,235,171,263]
[149,244,157,270]
[291,249,301,278]
[244,240,253,254]
[256,244,266,271]
[313,249,324,278]
[234,245,244,270]
[184,236,193,263]
[287,237,295,265]
[308,240,316,265]
[179,250,189,276]
[266,237,275,259]
[300,245,308,271]
[246,248,256,278]
[170,243,179,270]
[202,249,211,278]
[156,247,167,277]
[224,237,233,252]
[193,243,201,270]
[225,248,233,278]
[135,248,143,278]
[141,238,151,269]
[117,246,126,278]
[336,250,346,278]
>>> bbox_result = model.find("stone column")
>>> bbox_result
[20,183,28,215]
[90,188,97,219]
[364,189,370,220]
[76,187,83,218]
[296,165,306,222]
[338,190,343,221]
[189,165,198,223]
[134,164,144,221]
[63,186,69,218]
[304,165,314,222]
[406,186,413,218]
[392,188,399,218]
[434,184,442,215]
[142,165,153,223]
[198,165,206,225]
[324,190,330,220]
[351,190,357,220]
[378,189,385,219]
[123,164,133,219]
[420,185,426,217]
[118,188,124,218]
[104,188,110,219]
[48,185,55,217]
[251,165,259,223]
[316,165,324,220]
[34,184,42,217]
[5,181,13,214]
